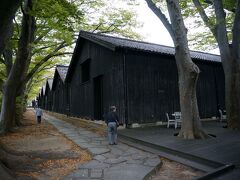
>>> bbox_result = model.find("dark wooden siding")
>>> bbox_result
[52,75,68,114]
[40,97,43,108]
[52,88,59,112]
[196,62,218,118]
[126,50,225,124]
[126,51,179,124]
[68,40,125,122]
[45,86,53,111]
[213,64,225,110]
[43,95,47,109]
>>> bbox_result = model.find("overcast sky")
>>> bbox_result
[132,0,219,54]
[134,1,174,47]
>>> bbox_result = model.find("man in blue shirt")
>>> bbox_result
[35,107,43,124]
[104,106,119,145]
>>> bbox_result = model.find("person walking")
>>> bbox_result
[104,106,119,145]
[35,107,43,124]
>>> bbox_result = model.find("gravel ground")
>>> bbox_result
[0,110,91,180]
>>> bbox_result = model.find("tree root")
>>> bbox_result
[0,145,15,179]
[0,161,15,180]
[0,144,39,172]
[178,129,210,139]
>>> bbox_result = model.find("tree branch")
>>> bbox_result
[25,41,67,83]
[92,23,103,32]
[192,0,217,38]
[31,42,66,56]
[51,52,73,57]
[36,64,55,74]
[145,0,175,40]
[34,28,51,45]
[213,0,230,55]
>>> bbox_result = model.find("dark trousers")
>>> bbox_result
[37,116,41,124]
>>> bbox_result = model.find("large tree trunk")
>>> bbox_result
[223,55,240,129]
[15,85,28,126]
[213,0,240,129]
[166,0,208,139]
[14,0,35,127]
[192,0,240,129]
[0,83,17,132]
[0,0,22,55]
[176,49,208,138]
[3,45,13,76]
[0,162,15,180]
[0,0,35,133]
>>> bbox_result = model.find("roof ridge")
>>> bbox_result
[80,31,219,57]
[80,30,173,48]
[56,64,69,68]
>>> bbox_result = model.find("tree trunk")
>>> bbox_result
[166,0,208,139]
[145,0,208,139]
[0,0,22,54]
[0,0,35,133]
[3,45,13,76]
[176,50,208,138]
[0,82,16,132]
[0,161,15,180]
[192,0,240,129]
[15,85,28,126]
[223,55,240,129]
[15,96,24,126]
[213,0,240,129]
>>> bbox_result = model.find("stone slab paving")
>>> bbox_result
[43,113,161,180]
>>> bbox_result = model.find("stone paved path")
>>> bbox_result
[43,113,161,180]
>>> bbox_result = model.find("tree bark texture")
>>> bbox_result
[0,0,36,133]
[213,0,240,129]
[166,0,208,139]
[193,0,240,129]
[0,161,15,180]
[3,46,13,76]
[0,0,22,55]
[224,57,240,129]
[15,85,28,126]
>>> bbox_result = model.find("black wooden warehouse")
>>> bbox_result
[61,31,225,125]
[36,92,41,108]
[36,31,225,125]
[51,65,69,114]
[38,86,46,109]
[45,78,53,110]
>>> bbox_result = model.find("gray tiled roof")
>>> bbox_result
[80,31,221,62]
[56,65,69,81]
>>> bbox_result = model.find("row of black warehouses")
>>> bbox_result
[37,31,225,125]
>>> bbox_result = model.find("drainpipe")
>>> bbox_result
[66,82,70,117]
[123,51,129,128]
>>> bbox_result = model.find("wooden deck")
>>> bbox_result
[119,121,240,179]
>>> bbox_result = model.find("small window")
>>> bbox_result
[81,59,90,83]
